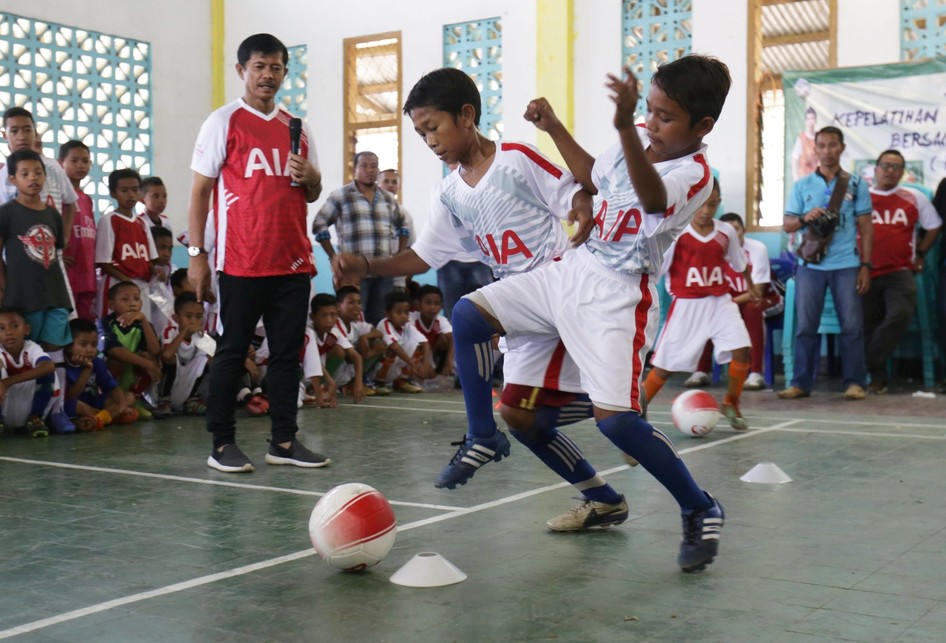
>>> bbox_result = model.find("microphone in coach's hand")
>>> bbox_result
[289,117,302,186]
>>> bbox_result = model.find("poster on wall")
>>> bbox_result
[783,57,946,202]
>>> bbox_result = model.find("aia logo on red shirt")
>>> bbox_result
[244,148,293,178]
[18,224,57,269]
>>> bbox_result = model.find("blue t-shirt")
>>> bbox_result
[65,356,117,398]
[785,170,872,271]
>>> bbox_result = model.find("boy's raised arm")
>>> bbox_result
[610,70,666,214]
[524,98,596,193]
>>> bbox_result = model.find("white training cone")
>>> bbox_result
[390,552,467,587]
[740,462,793,484]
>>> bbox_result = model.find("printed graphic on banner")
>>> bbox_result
[783,58,946,203]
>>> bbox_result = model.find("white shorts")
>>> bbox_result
[480,246,657,412]
[0,376,58,427]
[170,353,210,410]
[377,335,425,385]
[651,295,750,372]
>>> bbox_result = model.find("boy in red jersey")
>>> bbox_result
[94,169,157,320]
[58,140,97,322]
[188,33,327,473]
[643,180,760,429]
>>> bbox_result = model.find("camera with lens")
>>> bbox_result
[808,209,840,237]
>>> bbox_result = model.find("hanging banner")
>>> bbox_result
[782,58,946,202]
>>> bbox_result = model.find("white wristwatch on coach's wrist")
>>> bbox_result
[187,246,208,257]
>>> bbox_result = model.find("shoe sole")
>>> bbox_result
[206,455,255,473]
[547,512,629,532]
[264,454,331,468]
[680,556,716,573]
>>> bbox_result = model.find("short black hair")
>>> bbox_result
[108,168,141,193]
[2,106,34,127]
[876,149,905,164]
[815,126,844,145]
[170,268,190,290]
[719,212,744,227]
[0,306,28,323]
[417,284,443,300]
[335,285,360,302]
[69,318,99,337]
[311,293,337,314]
[380,168,398,176]
[384,290,411,311]
[151,225,173,241]
[651,55,731,126]
[711,177,721,195]
[107,280,139,300]
[7,149,45,175]
[237,33,288,67]
[353,151,378,167]
[141,176,165,194]
[174,291,201,313]
[58,140,90,162]
[403,67,481,127]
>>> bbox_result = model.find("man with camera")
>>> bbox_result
[780,126,874,400]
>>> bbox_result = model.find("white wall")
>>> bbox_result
[0,0,212,231]
[224,0,539,239]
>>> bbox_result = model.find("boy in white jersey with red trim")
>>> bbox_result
[448,56,732,571]
[335,68,632,534]
[309,293,364,406]
[159,292,212,414]
[643,180,759,430]
[95,169,158,320]
[374,291,431,393]
[409,285,455,381]
[139,177,173,236]
[0,307,58,437]
[333,285,387,396]
[865,149,942,393]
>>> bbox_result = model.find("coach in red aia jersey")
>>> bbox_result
[187,33,329,474]
[864,150,941,394]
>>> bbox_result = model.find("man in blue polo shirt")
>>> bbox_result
[780,126,874,400]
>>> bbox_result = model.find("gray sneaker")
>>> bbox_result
[207,444,255,473]
[265,439,331,468]
[546,496,629,532]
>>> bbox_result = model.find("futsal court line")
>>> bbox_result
[0,457,464,512]
[0,418,798,639]
[348,401,946,431]
[773,426,946,441]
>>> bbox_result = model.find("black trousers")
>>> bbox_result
[206,272,310,449]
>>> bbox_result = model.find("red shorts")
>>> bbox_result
[500,383,579,411]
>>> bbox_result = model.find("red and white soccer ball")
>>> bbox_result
[308,483,398,572]
[671,390,720,437]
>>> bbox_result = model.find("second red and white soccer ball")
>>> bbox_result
[671,390,720,437]
[308,483,398,572]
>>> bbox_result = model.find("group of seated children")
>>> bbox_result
[295,285,456,406]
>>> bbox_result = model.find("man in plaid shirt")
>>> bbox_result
[313,151,409,323]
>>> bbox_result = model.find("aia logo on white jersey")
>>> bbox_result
[685,266,725,288]
[594,201,642,242]
[244,148,292,178]
[872,208,909,226]
[17,224,57,269]
[119,242,150,262]
[476,230,533,265]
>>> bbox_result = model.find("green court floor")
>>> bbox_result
[1,388,945,642]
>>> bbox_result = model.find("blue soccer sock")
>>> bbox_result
[30,372,56,418]
[451,298,499,439]
[511,407,622,505]
[597,411,710,512]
